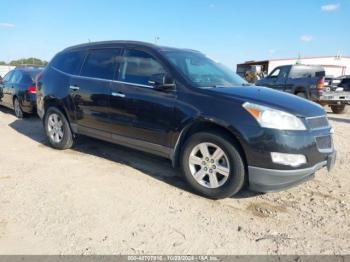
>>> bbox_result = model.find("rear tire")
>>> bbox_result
[13,98,24,119]
[181,131,246,199]
[330,105,347,114]
[44,107,74,150]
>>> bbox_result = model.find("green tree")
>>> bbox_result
[0,61,7,65]
[9,57,48,66]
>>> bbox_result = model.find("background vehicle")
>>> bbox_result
[0,65,16,78]
[333,75,350,91]
[37,41,335,199]
[237,55,350,79]
[241,65,266,83]
[256,64,350,114]
[0,66,43,118]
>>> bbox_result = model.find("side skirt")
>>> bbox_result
[77,125,174,160]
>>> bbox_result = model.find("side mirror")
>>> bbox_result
[148,73,175,90]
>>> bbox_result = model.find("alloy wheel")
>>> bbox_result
[188,142,230,189]
[47,113,64,143]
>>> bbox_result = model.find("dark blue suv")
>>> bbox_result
[36,41,336,199]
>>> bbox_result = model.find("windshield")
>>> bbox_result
[163,50,247,88]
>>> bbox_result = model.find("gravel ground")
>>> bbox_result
[0,106,349,255]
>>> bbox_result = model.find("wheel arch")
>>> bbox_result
[12,94,17,104]
[294,86,308,97]
[43,97,75,133]
[171,120,248,169]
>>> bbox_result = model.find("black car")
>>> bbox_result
[334,75,350,91]
[0,67,43,118]
[36,41,336,199]
[256,65,350,114]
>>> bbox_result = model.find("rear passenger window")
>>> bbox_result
[2,71,13,82]
[11,71,22,83]
[118,49,165,86]
[51,51,85,75]
[80,49,121,80]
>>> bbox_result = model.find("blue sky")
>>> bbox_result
[0,0,349,68]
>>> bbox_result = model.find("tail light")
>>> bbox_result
[27,85,36,94]
[316,77,325,91]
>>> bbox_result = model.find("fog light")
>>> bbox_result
[271,152,307,167]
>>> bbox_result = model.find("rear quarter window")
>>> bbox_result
[51,51,85,75]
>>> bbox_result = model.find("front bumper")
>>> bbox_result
[249,150,336,192]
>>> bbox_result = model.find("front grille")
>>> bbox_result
[306,116,329,129]
[316,135,332,151]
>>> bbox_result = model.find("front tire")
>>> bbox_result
[13,98,24,119]
[44,107,74,150]
[330,105,347,114]
[181,131,246,199]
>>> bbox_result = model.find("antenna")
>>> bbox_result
[296,53,302,64]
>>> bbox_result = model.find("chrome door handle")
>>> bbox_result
[111,92,126,98]
[69,85,80,91]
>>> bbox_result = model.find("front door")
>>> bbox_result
[109,49,177,148]
[274,66,289,92]
[70,48,121,134]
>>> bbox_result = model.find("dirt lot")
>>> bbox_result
[0,106,349,255]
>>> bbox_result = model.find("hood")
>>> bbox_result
[206,86,325,117]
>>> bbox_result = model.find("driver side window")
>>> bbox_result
[118,49,166,86]
[2,71,14,83]
[269,68,280,79]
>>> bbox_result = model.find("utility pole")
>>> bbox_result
[154,36,160,44]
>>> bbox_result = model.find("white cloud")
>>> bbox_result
[0,23,15,28]
[300,35,313,42]
[321,4,340,12]
[268,49,276,54]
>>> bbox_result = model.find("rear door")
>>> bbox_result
[0,71,14,106]
[3,70,22,107]
[70,48,121,135]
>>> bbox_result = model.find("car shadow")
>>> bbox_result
[0,105,15,116]
[327,116,350,124]
[7,113,259,200]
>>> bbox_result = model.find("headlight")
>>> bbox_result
[243,102,306,130]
